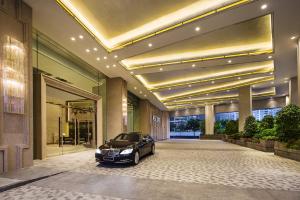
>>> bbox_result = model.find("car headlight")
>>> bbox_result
[96,149,101,154]
[120,148,133,155]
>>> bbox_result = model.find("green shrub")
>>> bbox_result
[199,120,205,135]
[287,139,300,150]
[260,115,274,130]
[224,120,238,135]
[214,120,227,134]
[232,132,242,139]
[243,116,259,138]
[255,128,278,140]
[275,104,300,142]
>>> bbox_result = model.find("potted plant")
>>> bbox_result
[239,116,259,146]
[223,120,238,142]
[274,104,300,161]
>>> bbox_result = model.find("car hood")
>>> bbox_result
[99,141,136,149]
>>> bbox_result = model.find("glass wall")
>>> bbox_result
[252,107,281,121]
[127,92,140,132]
[170,115,205,138]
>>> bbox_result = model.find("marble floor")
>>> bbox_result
[1,140,300,200]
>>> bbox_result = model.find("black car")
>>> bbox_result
[95,132,155,165]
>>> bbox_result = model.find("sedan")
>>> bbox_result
[95,132,155,165]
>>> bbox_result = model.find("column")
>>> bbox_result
[289,77,298,105]
[238,86,252,132]
[297,38,300,105]
[106,78,127,139]
[205,104,215,135]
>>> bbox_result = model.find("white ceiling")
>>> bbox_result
[24,0,300,111]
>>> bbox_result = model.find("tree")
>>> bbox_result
[224,120,238,135]
[260,115,274,131]
[186,118,200,136]
[243,116,259,138]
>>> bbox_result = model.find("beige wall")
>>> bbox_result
[139,100,169,140]
[106,78,127,140]
[0,0,33,172]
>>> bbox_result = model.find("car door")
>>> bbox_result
[143,135,152,154]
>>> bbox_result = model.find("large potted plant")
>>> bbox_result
[223,120,238,142]
[274,104,300,161]
[239,116,259,146]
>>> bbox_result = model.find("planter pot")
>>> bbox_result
[236,138,250,146]
[274,141,300,161]
[246,139,274,152]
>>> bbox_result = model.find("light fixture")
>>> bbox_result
[104,56,107,59]
[96,57,100,61]
[134,86,137,90]
[148,43,153,47]
[93,47,98,51]
[130,71,134,74]
[270,72,273,75]
[114,55,118,58]
[195,27,200,32]
[188,85,191,87]
[79,35,84,39]
[139,91,143,94]
[144,94,147,97]
[192,64,196,68]
[206,94,209,96]
[284,80,288,83]
[159,68,163,71]
[237,77,241,80]
[228,60,232,64]
[85,49,90,53]
[211,81,215,84]
[227,90,230,92]
[70,37,76,41]
[261,4,267,10]
[113,64,116,67]
[271,81,274,84]
[291,36,297,40]
[106,65,110,68]
[268,55,272,59]
[168,88,171,90]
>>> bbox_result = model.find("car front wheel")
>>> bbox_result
[133,151,140,165]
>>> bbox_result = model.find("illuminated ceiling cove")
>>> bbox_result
[26,0,298,111]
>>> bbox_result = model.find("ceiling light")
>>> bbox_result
[261,4,267,10]
[134,87,137,90]
[268,55,272,59]
[206,94,209,96]
[237,77,241,80]
[106,65,110,68]
[144,94,147,97]
[104,56,107,59]
[211,81,215,84]
[148,43,153,47]
[79,35,84,39]
[228,60,232,64]
[188,85,191,87]
[168,88,171,90]
[139,91,143,94]
[85,49,90,53]
[227,90,230,92]
[192,64,196,68]
[113,64,116,67]
[93,47,98,51]
[291,36,297,40]
[284,80,288,83]
[130,71,134,74]
[271,81,274,84]
[114,55,118,58]
[70,37,76,41]
[270,72,273,75]
[96,57,100,61]
[230,100,233,103]
[159,68,163,71]
[195,27,200,32]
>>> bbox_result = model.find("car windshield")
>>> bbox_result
[114,133,140,142]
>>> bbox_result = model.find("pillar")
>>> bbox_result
[238,86,252,132]
[289,77,298,105]
[106,78,127,139]
[297,38,300,105]
[205,104,215,135]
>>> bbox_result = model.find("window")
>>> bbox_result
[252,108,281,121]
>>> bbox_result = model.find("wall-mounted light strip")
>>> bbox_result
[56,0,252,52]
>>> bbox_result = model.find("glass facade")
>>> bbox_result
[170,115,205,137]
[252,107,282,121]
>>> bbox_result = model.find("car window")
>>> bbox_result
[114,133,140,142]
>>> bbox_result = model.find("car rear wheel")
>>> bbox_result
[151,145,155,154]
[133,152,140,165]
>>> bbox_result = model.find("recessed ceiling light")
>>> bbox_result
[139,91,143,94]
[148,43,153,47]
[134,87,137,90]
[230,100,233,103]
[144,94,147,97]
[195,27,200,32]
[106,65,110,68]
[113,64,116,67]
[261,4,267,10]
[270,72,273,75]
[114,55,118,58]
[284,80,288,83]
[192,64,196,68]
[206,94,209,96]
[211,81,215,84]
[93,47,98,51]
[268,55,272,59]
[70,37,76,41]
[168,88,171,90]
[85,49,90,53]
[96,57,100,61]
[159,68,163,71]
[103,56,107,59]
[227,90,230,92]
[228,60,232,64]
[79,35,84,39]
[271,81,274,84]
[237,77,241,80]
[291,36,297,40]
[130,71,134,74]
[188,85,191,87]
[189,97,191,99]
